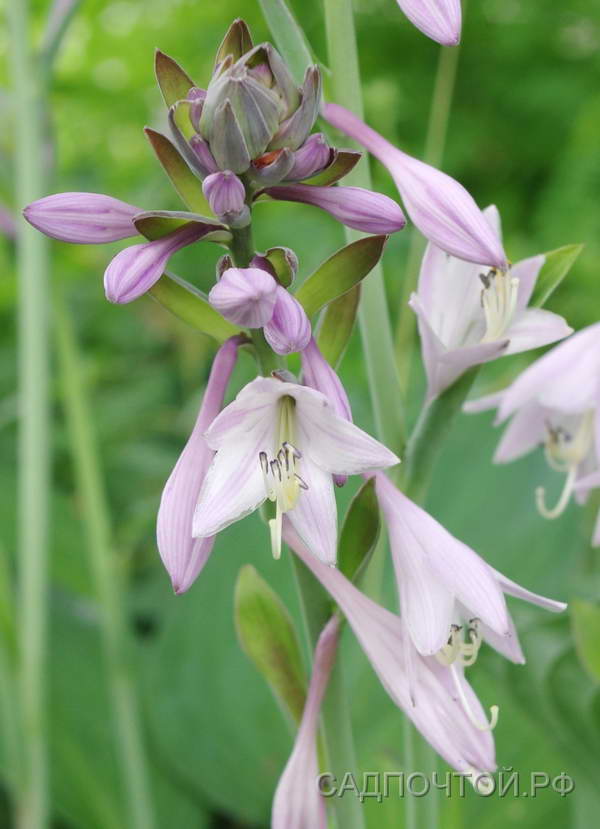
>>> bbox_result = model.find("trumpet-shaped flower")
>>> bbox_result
[192,377,399,564]
[157,335,244,594]
[464,323,600,537]
[322,103,507,269]
[409,206,572,399]
[374,472,566,674]
[271,617,339,829]
[284,524,497,782]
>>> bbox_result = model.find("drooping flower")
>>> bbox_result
[271,616,339,829]
[283,523,497,784]
[322,103,508,270]
[157,335,245,594]
[192,377,399,564]
[374,472,566,681]
[262,183,406,234]
[464,323,600,537]
[263,287,312,355]
[395,0,462,46]
[409,205,572,399]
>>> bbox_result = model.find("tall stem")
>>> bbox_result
[323,0,405,454]
[395,42,462,388]
[54,293,155,829]
[8,2,51,825]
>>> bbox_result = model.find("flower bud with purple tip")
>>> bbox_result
[23,192,141,244]
[285,133,331,181]
[202,171,249,226]
[208,267,278,327]
[264,287,312,355]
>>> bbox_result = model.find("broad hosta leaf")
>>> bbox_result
[133,210,229,242]
[317,283,360,367]
[149,272,239,342]
[338,478,380,583]
[296,235,387,317]
[571,598,600,684]
[144,128,212,216]
[530,244,583,308]
[235,564,306,725]
[302,150,361,186]
[155,50,196,108]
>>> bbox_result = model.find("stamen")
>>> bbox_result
[536,464,577,519]
[537,411,594,519]
[480,267,520,343]
[435,620,482,667]
[450,664,499,732]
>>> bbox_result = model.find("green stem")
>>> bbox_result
[395,42,462,388]
[8,2,51,825]
[290,556,364,829]
[323,0,405,454]
[54,292,155,829]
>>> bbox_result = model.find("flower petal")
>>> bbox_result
[24,192,141,243]
[512,254,545,311]
[288,457,338,565]
[503,309,572,356]
[263,287,312,354]
[492,569,567,613]
[396,0,462,46]
[493,402,547,463]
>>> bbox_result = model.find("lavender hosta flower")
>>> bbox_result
[323,103,508,269]
[410,205,573,400]
[464,322,600,535]
[202,170,249,226]
[396,0,462,46]
[209,266,278,327]
[374,472,566,679]
[263,184,406,234]
[271,617,339,829]
[23,192,141,244]
[157,336,244,594]
[104,222,221,304]
[284,524,497,784]
[285,133,331,181]
[263,288,312,355]
[192,376,399,564]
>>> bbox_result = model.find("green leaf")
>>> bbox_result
[302,150,361,186]
[338,479,380,583]
[235,564,306,726]
[133,210,229,243]
[317,283,360,367]
[530,244,584,308]
[571,598,600,684]
[154,50,196,108]
[296,235,388,317]
[170,99,196,142]
[144,128,212,216]
[148,272,239,342]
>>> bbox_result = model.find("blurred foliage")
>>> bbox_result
[1,0,600,826]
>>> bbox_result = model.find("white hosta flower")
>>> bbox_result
[409,206,572,400]
[465,322,600,536]
[192,377,399,563]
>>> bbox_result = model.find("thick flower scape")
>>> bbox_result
[22,14,583,829]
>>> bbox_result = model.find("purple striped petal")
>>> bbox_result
[301,338,352,422]
[157,336,243,594]
[263,287,312,354]
[104,223,208,304]
[209,267,278,327]
[263,183,406,234]
[23,192,141,244]
[323,104,507,269]
[271,617,339,829]
[397,0,462,46]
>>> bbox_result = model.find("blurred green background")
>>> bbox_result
[1,0,600,826]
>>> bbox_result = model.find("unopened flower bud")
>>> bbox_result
[23,192,141,244]
[286,133,331,181]
[202,171,249,226]
[208,267,278,327]
[264,286,311,354]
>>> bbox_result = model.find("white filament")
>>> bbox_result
[480,268,519,343]
[450,663,499,732]
[536,412,594,520]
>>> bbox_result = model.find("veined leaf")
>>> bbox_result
[144,128,212,216]
[155,50,196,108]
[149,272,239,343]
[317,283,360,367]
[338,478,380,584]
[296,235,387,317]
[235,565,306,726]
[531,244,584,308]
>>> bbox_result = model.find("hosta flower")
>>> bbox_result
[409,206,572,399]
[374,471,566,693]
[323,103,508,270]
[464,323,600,538]
[284,524,497,784]
[157,335,244,594]
[271,617,339,829]
[192,377,399,563]
[23,192,141,243]
[396,0,462,46]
